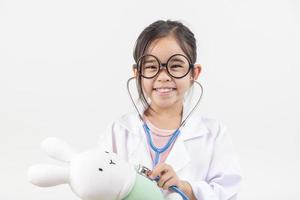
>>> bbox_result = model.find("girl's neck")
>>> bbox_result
[144,103,183,130]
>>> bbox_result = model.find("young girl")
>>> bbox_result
[99,20,242,200]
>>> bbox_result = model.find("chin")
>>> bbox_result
[152,99,178,109]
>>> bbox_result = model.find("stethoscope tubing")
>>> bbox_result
[126,77,203,200]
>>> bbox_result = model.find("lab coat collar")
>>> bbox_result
[180,113,209,141]
[120,111,209,140]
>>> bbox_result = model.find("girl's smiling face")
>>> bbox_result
[140,35,201,112]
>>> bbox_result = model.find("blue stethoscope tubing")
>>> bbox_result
[142,123,180,167]
[143,123,190,200]
[126,77,203,200]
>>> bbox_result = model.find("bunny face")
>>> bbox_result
[70,149,135,200]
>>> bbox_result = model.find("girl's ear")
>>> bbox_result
[192,64,202,80]
[28,164,69,187]
[132,64,138,77]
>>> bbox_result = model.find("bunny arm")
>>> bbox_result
[28,164,69,187]
[41,137,76,162]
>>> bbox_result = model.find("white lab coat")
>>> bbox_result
[98,111,242,200]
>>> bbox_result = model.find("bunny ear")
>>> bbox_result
[28,164,69,187]
[41,137,76,162]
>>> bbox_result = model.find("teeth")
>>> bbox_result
[155,88,174,92]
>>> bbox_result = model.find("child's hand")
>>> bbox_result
[149,163,197,200]
[148,163,184,191]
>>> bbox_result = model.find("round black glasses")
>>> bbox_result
[136,54,194,79]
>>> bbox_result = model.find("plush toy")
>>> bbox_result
[27,137,165,200]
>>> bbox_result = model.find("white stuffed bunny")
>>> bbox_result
[28,137,165,200]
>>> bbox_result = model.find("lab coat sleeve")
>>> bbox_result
[189,123,242,200]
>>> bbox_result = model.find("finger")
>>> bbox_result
[163,172,181,190]
[163,178,178,190]
[160,173,175,190]
[157,170,173,187]
[150,163,170,179]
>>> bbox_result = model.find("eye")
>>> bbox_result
[170,65,183,68]
[105,151,109,153]
[144,65,157,70]
[98,168,103,171]
[109,159,116,165]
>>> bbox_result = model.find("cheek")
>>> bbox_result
[176,78,192,92]
[141,79,153,94]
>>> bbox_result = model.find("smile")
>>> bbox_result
[153,87,176,95]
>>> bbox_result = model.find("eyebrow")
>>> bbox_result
[143,59,156,64]
[141,55,187,64]
[169,58,185,63]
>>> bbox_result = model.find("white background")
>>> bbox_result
[0,0,299,199]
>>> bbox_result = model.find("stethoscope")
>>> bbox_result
[127,76,203,200]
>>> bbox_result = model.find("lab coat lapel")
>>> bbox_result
[164,116,209,172]
[165,135,190,173]
[127,125,153,169]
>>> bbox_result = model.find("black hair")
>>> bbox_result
[133,20,197,111]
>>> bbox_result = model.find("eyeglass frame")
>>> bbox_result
[133,53,194,79]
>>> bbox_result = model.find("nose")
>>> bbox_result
[156,67,171,82]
